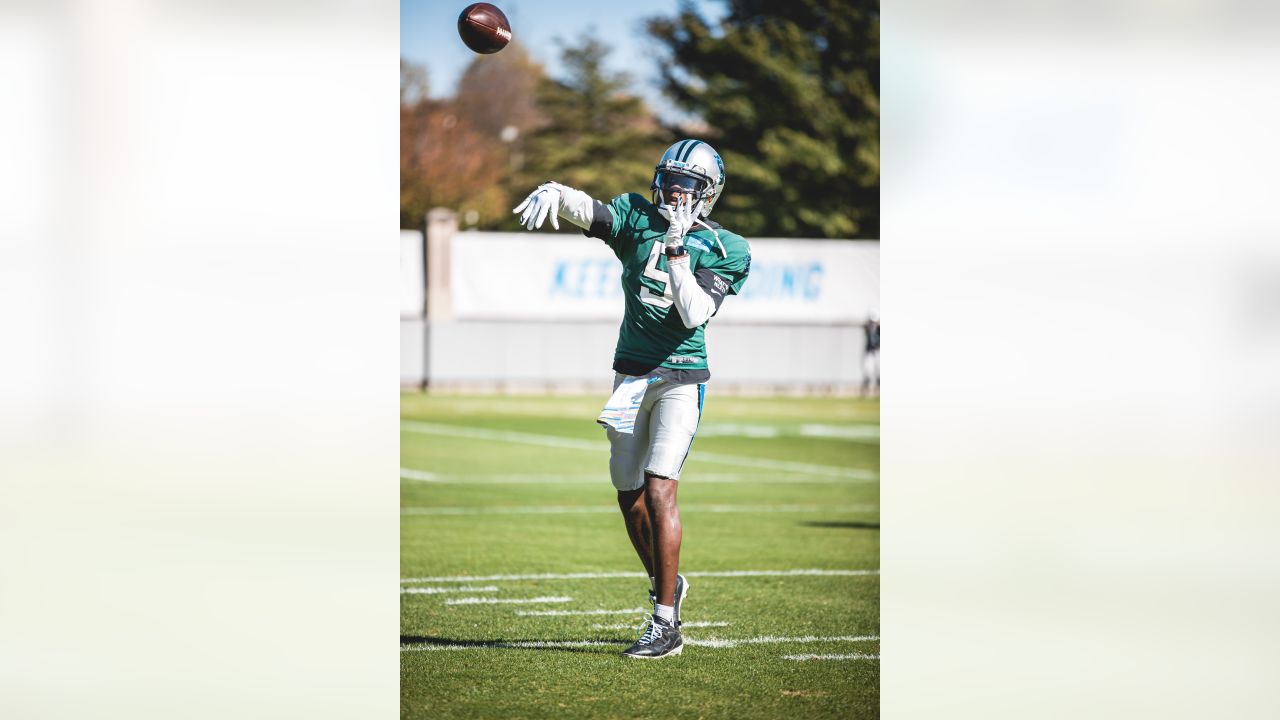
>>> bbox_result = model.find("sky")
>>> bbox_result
[401,0,728,119]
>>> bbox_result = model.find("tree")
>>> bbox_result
[400,59,508,229]
[400,58,429,106]
[400,40,672,232]
[454,43,546,141]
[452,43,549,229]
[514,36,671,229]
[648,0,879,238]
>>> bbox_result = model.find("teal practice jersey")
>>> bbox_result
[591,192,751,374]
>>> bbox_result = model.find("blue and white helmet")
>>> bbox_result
[651,139,726,219]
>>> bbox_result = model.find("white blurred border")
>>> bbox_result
[885,2,1280,718]
[0,2,398,717]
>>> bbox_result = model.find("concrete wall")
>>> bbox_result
[417,320,869,394]
[401,318,427,387]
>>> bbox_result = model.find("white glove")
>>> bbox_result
[663,196,701,248]
[512,182,564,231]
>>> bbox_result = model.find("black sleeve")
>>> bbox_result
[581,199,614,240]
[694,267,731,314]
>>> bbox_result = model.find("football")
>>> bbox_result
[457,3,512,55]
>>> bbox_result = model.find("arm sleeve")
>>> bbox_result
[581,200,614,239]
[667,256,719,329]
[694,267,731,313]
[582,193,644,259]
[698,236,752,295]
[556,185,598,230]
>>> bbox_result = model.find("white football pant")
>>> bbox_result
[606,373,705,491]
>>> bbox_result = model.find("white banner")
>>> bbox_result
[400,230,425,318]
[449,232,878,324]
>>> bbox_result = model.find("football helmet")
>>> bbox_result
[651,139,725,219]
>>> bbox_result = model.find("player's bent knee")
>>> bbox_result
[644,474,679,503]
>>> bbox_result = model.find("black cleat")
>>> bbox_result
[622,615,683,659]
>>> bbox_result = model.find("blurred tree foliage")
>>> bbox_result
[454,43,546,141]
[400,58,429,106]
[401,64,506,229]
[400,47,545,230]
[512,37,671,231]
[402,39,669,232]
[648,0,879,238]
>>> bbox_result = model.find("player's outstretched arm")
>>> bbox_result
[511,181,597,231]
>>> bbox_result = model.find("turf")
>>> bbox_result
[401,393,879,719]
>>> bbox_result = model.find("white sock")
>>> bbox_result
[654,603,674,623]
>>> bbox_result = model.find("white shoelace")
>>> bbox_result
[636,616,665,645]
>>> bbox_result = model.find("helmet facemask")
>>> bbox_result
[652,167,716,221]
[650,139,726,221]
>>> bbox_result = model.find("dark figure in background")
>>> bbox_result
[862,309,880,397]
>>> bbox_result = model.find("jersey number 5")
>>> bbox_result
[638,241,674,308]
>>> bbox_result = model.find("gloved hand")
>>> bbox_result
[512,182,565,230]
[664,196,701,249]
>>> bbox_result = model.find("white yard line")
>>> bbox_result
[696,423,880,443]
[402,503,878,516]
[401,421,603,451]
[689,635,878,648]
[402,473,599,484]
[682,569,880,578]
[515,607,648,617]
[799,424,880,441]
[402,640,619,652]
[783,653,880,660]
[400,585,499,595]
[591,621,730,629]
[402,506,617,516]
[400,472,872,485]
[401,568,879,584]
[444,596,572,606]
[401,635,879,652]
[400,421,875,479]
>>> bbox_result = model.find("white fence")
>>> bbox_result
[401,212,878,393]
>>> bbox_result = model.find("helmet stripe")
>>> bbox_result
[679,140,702,162]
[669,139,692,162]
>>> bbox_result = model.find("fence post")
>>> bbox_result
[422,208,457,390]
[425,208,456,321]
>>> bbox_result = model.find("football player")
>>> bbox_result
[513,139,751,659]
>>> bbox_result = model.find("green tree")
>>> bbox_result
[514,36,671,230]
[648,0,879,238]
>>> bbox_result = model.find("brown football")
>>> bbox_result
[457,3,512,54]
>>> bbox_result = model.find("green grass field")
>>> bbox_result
[401,393,880,719]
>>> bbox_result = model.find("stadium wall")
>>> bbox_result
[401,212,878,394]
